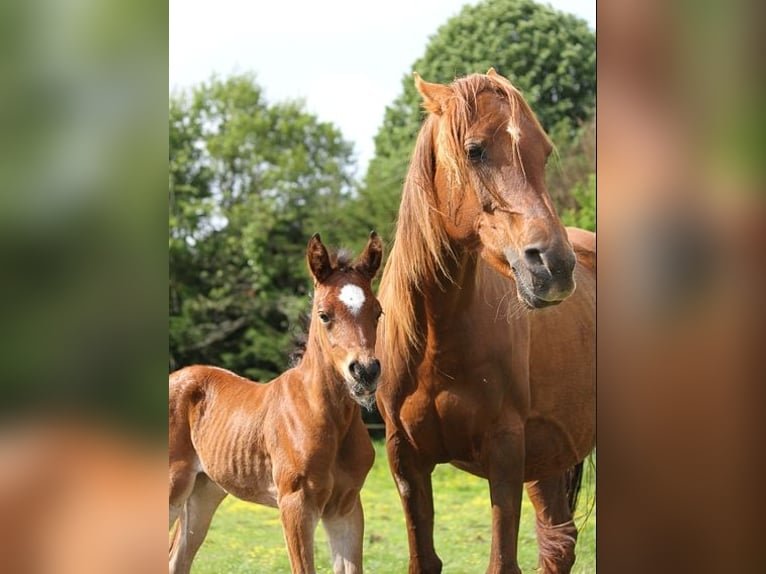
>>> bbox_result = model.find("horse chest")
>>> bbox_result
[431,306,515,367]
[396,370,505,464]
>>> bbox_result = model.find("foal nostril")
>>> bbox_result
[524,245,545,267]
[350,359,380,385]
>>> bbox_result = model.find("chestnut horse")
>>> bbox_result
[375,70,595,573]
[169,232,384,574]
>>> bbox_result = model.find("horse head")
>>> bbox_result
[415,69,577,308]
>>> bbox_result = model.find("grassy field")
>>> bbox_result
[182,439,595,573]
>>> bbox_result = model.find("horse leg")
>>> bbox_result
[169,474,227,574]
[321,495,364,574]
[279,489,321,574]
[525,473,579,574]
[386,433,441,574]
[485,428,525,574]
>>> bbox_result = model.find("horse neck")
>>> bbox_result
[420,241,482,315]
[379,239,483,375]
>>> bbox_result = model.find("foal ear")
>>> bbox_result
[307,233,333,284]
[356,231,383,280]
[414,72,451,115]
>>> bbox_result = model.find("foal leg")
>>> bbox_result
[169,475,227,574]
[321,495,364,574]
[169,460,197,530]
[386,433,441,574]
[169,389,198,530]
[279,489,321,574]
[525,474,578,574]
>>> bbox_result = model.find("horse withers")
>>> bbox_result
[375,70,596,574]
[169,232,384,574]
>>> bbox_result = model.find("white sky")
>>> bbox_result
[169,0,595,175]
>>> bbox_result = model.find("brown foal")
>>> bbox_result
[169,232,383,574]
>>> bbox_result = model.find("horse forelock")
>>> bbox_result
[444,74,551,206]
[331,249,354,272]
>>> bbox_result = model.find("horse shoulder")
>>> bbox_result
[567,226,596,274]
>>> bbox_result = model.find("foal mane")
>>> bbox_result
[379,73,548,375]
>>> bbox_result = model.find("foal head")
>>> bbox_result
[414,69,577,308]
[306,232,383,409]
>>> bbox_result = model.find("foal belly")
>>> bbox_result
[217,472,278,508]
[197,443,279,507]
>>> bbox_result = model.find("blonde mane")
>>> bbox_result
[378,73,549,376]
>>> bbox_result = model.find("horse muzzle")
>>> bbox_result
[506,245,576,308]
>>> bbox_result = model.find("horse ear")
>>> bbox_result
[356,231,383,280]
[414,72,451,115]
[487,67,499,78]
[307,233,333,284]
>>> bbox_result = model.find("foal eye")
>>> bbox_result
[318,312,331,324]
[466,142,486,163]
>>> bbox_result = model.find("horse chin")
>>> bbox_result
[517,289,560,309]
[513,273,565,310]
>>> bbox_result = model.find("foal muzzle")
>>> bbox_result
[346,358,381,406]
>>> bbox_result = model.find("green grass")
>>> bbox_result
[184,440,595,573]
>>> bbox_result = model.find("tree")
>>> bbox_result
[352,0,596,243]
[547,115,595,226]
[169,74,357,381]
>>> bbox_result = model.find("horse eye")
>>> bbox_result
[318,312,331,324]
[466,143,485,163]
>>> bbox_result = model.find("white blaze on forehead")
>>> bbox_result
[507,120,521,142]
[338,284,366,315]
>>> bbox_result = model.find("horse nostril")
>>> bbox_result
[349,361,362,378]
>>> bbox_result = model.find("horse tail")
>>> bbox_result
[564,460,584,514]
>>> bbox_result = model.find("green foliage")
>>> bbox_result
[548,116,595,229]
[188,439,596,573]
[169,74,357,380]
[561,173,596,231]
[355,0,596,244]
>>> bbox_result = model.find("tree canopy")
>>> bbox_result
[169,74,357,381]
